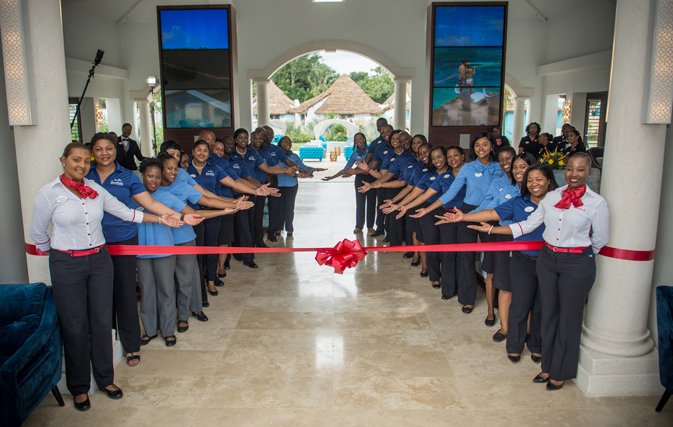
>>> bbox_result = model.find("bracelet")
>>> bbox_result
[488,225,494,234]
[157,215,162,225]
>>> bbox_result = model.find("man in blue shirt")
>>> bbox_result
[363,123,393,236]
[364,117,389,163]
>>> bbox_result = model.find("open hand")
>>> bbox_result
[394,205,409,219]
[182,213,204,226]
[354,161,369,171]
[357,183,371,193]
[161,213,184,227]
[467,221,492,233]
[381,204,397,215]
[409,208,428,219]
[236,200,254,210]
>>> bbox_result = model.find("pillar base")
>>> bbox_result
[57,331,125,395]
[575,346,663,397]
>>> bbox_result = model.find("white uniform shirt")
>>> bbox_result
[509,185,609,253]
[29,177,144,251]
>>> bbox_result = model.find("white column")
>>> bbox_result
[10,0,70,283]
[511,96,528,150]
[254,79,270,127]
[576,0,666,397]
[137,99,153,157]
[393,79,408,131]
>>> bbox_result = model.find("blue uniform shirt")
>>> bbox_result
[186,160,227,209]
[278,152,313,187]
[430,170,466,209]
[130,190,186,259]
[438,160,505,207]
[473,176,519,212]
[212,155,241,199]
[342,146,368,172]
[400,159,425,184]
[413,169,437,191]
[494,194,545,257]
[161,182,202,244]
[231,147,267,183]
[372,143,392,170]
[86,161,146,242]
[262,143,289,164]
[177,168,198,187]
[367,135,384,154]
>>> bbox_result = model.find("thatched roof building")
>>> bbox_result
[382,81,410,112]
[288,74,383,115]
[253,80,295,115]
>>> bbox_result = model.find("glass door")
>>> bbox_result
[584,92,608,148]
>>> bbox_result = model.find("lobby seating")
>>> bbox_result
[656,285,673,412]
[299,146,325,162]
[0,283,64,426]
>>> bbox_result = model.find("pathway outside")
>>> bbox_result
[25,177,672,427]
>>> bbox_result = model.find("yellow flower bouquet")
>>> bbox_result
[540,147,568,170]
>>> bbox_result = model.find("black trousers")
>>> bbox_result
[267,176,281,237]
[457,203,496,306]
[233,195,255,263]
[50,247,115,395]
[278,185,299,232]
[253,195,267,246]
[419,206,444,282]
[493,234,513,291]
[108,235,141,354]
[193,221,207,303]
[439,221,460,299]
[375,187,385,231]
[537,245,596,381]
[506,251,542,355]
[196,216,220,283]
[385,187,405,246]
[355,174,376,229]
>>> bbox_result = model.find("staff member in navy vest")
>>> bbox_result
[363,124,393,237]
[469,153,609,390]
[116,123,144,170]
[518,122,542,159]
[86,133,194,368]
[29,142,183,411]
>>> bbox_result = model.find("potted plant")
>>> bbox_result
[540,148,601,193]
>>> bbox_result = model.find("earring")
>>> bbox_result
[62,164,65,166]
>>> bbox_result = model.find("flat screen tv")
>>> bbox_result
[430,4,507,127]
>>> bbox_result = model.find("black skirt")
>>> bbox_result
[217,213,235,246]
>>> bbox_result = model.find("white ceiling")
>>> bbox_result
[61,0,609,25]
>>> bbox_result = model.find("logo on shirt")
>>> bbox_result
[248,156,256,161]
[56,196,67,203]
[475,173,483,177]
[110,178,124,186]
[575,206,587,212]
[206,170,215,177]
[524,206,534,212]
[444,174,451,178]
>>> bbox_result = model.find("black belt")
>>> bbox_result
[513,250,538,261]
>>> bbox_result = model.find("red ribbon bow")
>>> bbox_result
[315,239,367,274]
[60,175,99,199]
[555,185,585,209]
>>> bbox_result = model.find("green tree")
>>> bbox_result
[361,66,394,104]
[271,54,338,103]
[349,71,369,87]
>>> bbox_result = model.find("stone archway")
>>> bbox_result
[313,119,360,140]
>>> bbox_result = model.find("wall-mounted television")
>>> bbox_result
[157,6,233,132]
[429,3,507,129]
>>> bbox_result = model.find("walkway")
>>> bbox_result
[26,179,671,426]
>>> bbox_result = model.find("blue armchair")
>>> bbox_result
[0,283,64,426]
[656,286,673,412]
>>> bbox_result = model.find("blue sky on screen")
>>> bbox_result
[435,6,505,47]
[161,9,229,49]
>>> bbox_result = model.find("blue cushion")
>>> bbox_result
[0,283,47,356]
[657,286,673,392]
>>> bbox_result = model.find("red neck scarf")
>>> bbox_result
[60,175,99,199]
[555,185,585,209]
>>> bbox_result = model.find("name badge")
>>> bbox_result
[475,173,483,177]
[136,207,144,212]
[429,177,436,181]
[190,174,196,178]
[390,158,395,162]
[383,150,388,154]
[408,165,414,169]
[422,168,428,172]
[444,174,451,178]
[505,194,512,199]
[56,196,67,203]
[524,206,534,212]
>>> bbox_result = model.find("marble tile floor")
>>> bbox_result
[25,180,672,426]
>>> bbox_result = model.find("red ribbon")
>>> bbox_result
[315,239,367,274]
[25,240,655,268]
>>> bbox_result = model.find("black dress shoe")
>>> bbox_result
[233,255,243,262]
[462,306,473,314]
[192,311,209,322]
[420,271,429,278]
[224,261,231,270]
[74,397,91,411]
[140,334,157,346]
[201,301,210,308]
[484,316,496,327]
[243,261,259,269]
[98,385,123,399]
[546,381,564,391]
[441,295,453,300]
[507,355,521,364]
[432,283,441,289]
[492,330,507,342]
[382,236,390,243]
[208,287,218,296]
[403,252,414,259]
[370,229,384,237]
[164,335,177,347]
[267,235,278,242]
[533,374,549,383]
[214,276,225,287]
[411,260,421,267]
[177,322,189,333]
[256,242,269,248]
[531,355,542,364]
